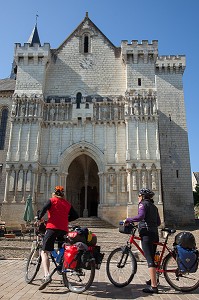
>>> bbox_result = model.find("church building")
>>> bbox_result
[0,13,195,226]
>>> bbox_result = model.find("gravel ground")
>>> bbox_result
[0,225,198,260]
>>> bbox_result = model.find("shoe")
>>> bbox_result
[38,275,52,290]
[146,278,159,285]
[143,286,158,294]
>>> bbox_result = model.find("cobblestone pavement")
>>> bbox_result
[0,225,199,299]
[0,258,199,300]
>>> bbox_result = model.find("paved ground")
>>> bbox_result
[0,258,199,300]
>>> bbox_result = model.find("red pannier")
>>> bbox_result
[63,244,78,269]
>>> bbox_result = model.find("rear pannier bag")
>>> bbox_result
[175,232,196,249]
[176,245,198,273]
[63,244,78,269]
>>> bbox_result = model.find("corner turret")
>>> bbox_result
[13,23,51,96]
[28,24,41,46]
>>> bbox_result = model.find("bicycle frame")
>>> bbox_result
[128,229,176,274]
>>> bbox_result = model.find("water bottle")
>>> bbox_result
[56,248,64,263]
[154,251,160,263]
[51,250,58,259]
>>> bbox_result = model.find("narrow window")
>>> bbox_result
[84,36,89,53]
[76,93,82,109]
[138,78,142,86]
[176,170,179,178]
[85,103,89,109]
[0,108,8,150]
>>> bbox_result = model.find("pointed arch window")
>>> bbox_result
[0,108,8,150]
[80,32,91,54]
[76,93,82,109]
[84,35,89,53]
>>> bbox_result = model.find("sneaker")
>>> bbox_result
[146,278,159,286]
[38,275,52,290]
[143,286,158,294]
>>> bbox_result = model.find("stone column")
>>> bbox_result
[127,169,132,204]
[25,123,31,161]
[83,174,88,217]
[34,124,40,160]
[116,173,119,205]
[16,123,22,161]
[47,126,51,164]
[145,120,150,159]
[12,169,18,203]
[136,120,140,159]
[6,121,13,161]
[98,172,104,205]
[125,121,130,160]
[3,171,9,203]
[157,169,163,204]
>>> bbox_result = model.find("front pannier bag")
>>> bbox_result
[119,221,133,234]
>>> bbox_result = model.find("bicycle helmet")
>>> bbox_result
[139,188,155,199]
[54,186,64,197]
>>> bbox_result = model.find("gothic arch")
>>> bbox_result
[59,142,104,174]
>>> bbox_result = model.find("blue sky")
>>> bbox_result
[1,0,198,172]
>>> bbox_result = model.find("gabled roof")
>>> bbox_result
[193,172,199,183]
[28,24,41,46]
[0,79,15,92]
[55,12,116,53]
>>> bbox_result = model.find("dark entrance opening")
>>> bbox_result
[66,154,99,217]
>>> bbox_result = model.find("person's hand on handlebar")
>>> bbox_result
[124,218,134,225]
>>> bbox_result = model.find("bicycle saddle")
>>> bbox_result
[162,228,176,234]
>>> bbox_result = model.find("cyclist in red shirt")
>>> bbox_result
[37,186,79,290]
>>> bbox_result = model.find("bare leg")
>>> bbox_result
[41,250,50,277]
[149,267,157,287]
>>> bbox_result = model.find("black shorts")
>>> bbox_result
[42,228,67,251]
[140,228,159,268]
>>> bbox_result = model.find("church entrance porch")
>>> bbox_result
[65,154,99,217]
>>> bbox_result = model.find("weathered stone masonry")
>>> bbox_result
[0,13,194,226]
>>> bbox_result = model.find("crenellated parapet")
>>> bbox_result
[156,55,186,74]
[121,40,158,63]
[14,43,51,66]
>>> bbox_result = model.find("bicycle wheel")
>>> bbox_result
[62,259,95,293]
[163,252,199,292]
[25,247,42,283]
[106,246,137,287]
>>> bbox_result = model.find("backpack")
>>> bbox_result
[175,231,196,249]
[68,227,97,246]
[176,245,198,273]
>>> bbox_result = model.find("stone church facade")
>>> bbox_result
[0,13,195,226]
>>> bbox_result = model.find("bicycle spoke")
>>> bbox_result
[62,260,95,293]
[163,253,199,292]
[106,247,137,287]
[25,248,41,283]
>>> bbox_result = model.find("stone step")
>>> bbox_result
[70,217,116,228]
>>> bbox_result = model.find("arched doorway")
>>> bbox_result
[66,154,99,217]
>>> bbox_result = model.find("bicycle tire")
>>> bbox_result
[163,252,199,292]
[25,247,42,283]
[106,247,137,287]
[62,259,95,293]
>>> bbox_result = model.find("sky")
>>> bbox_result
[0,0,198,173]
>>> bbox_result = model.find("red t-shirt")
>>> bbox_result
[46,196,71,232]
